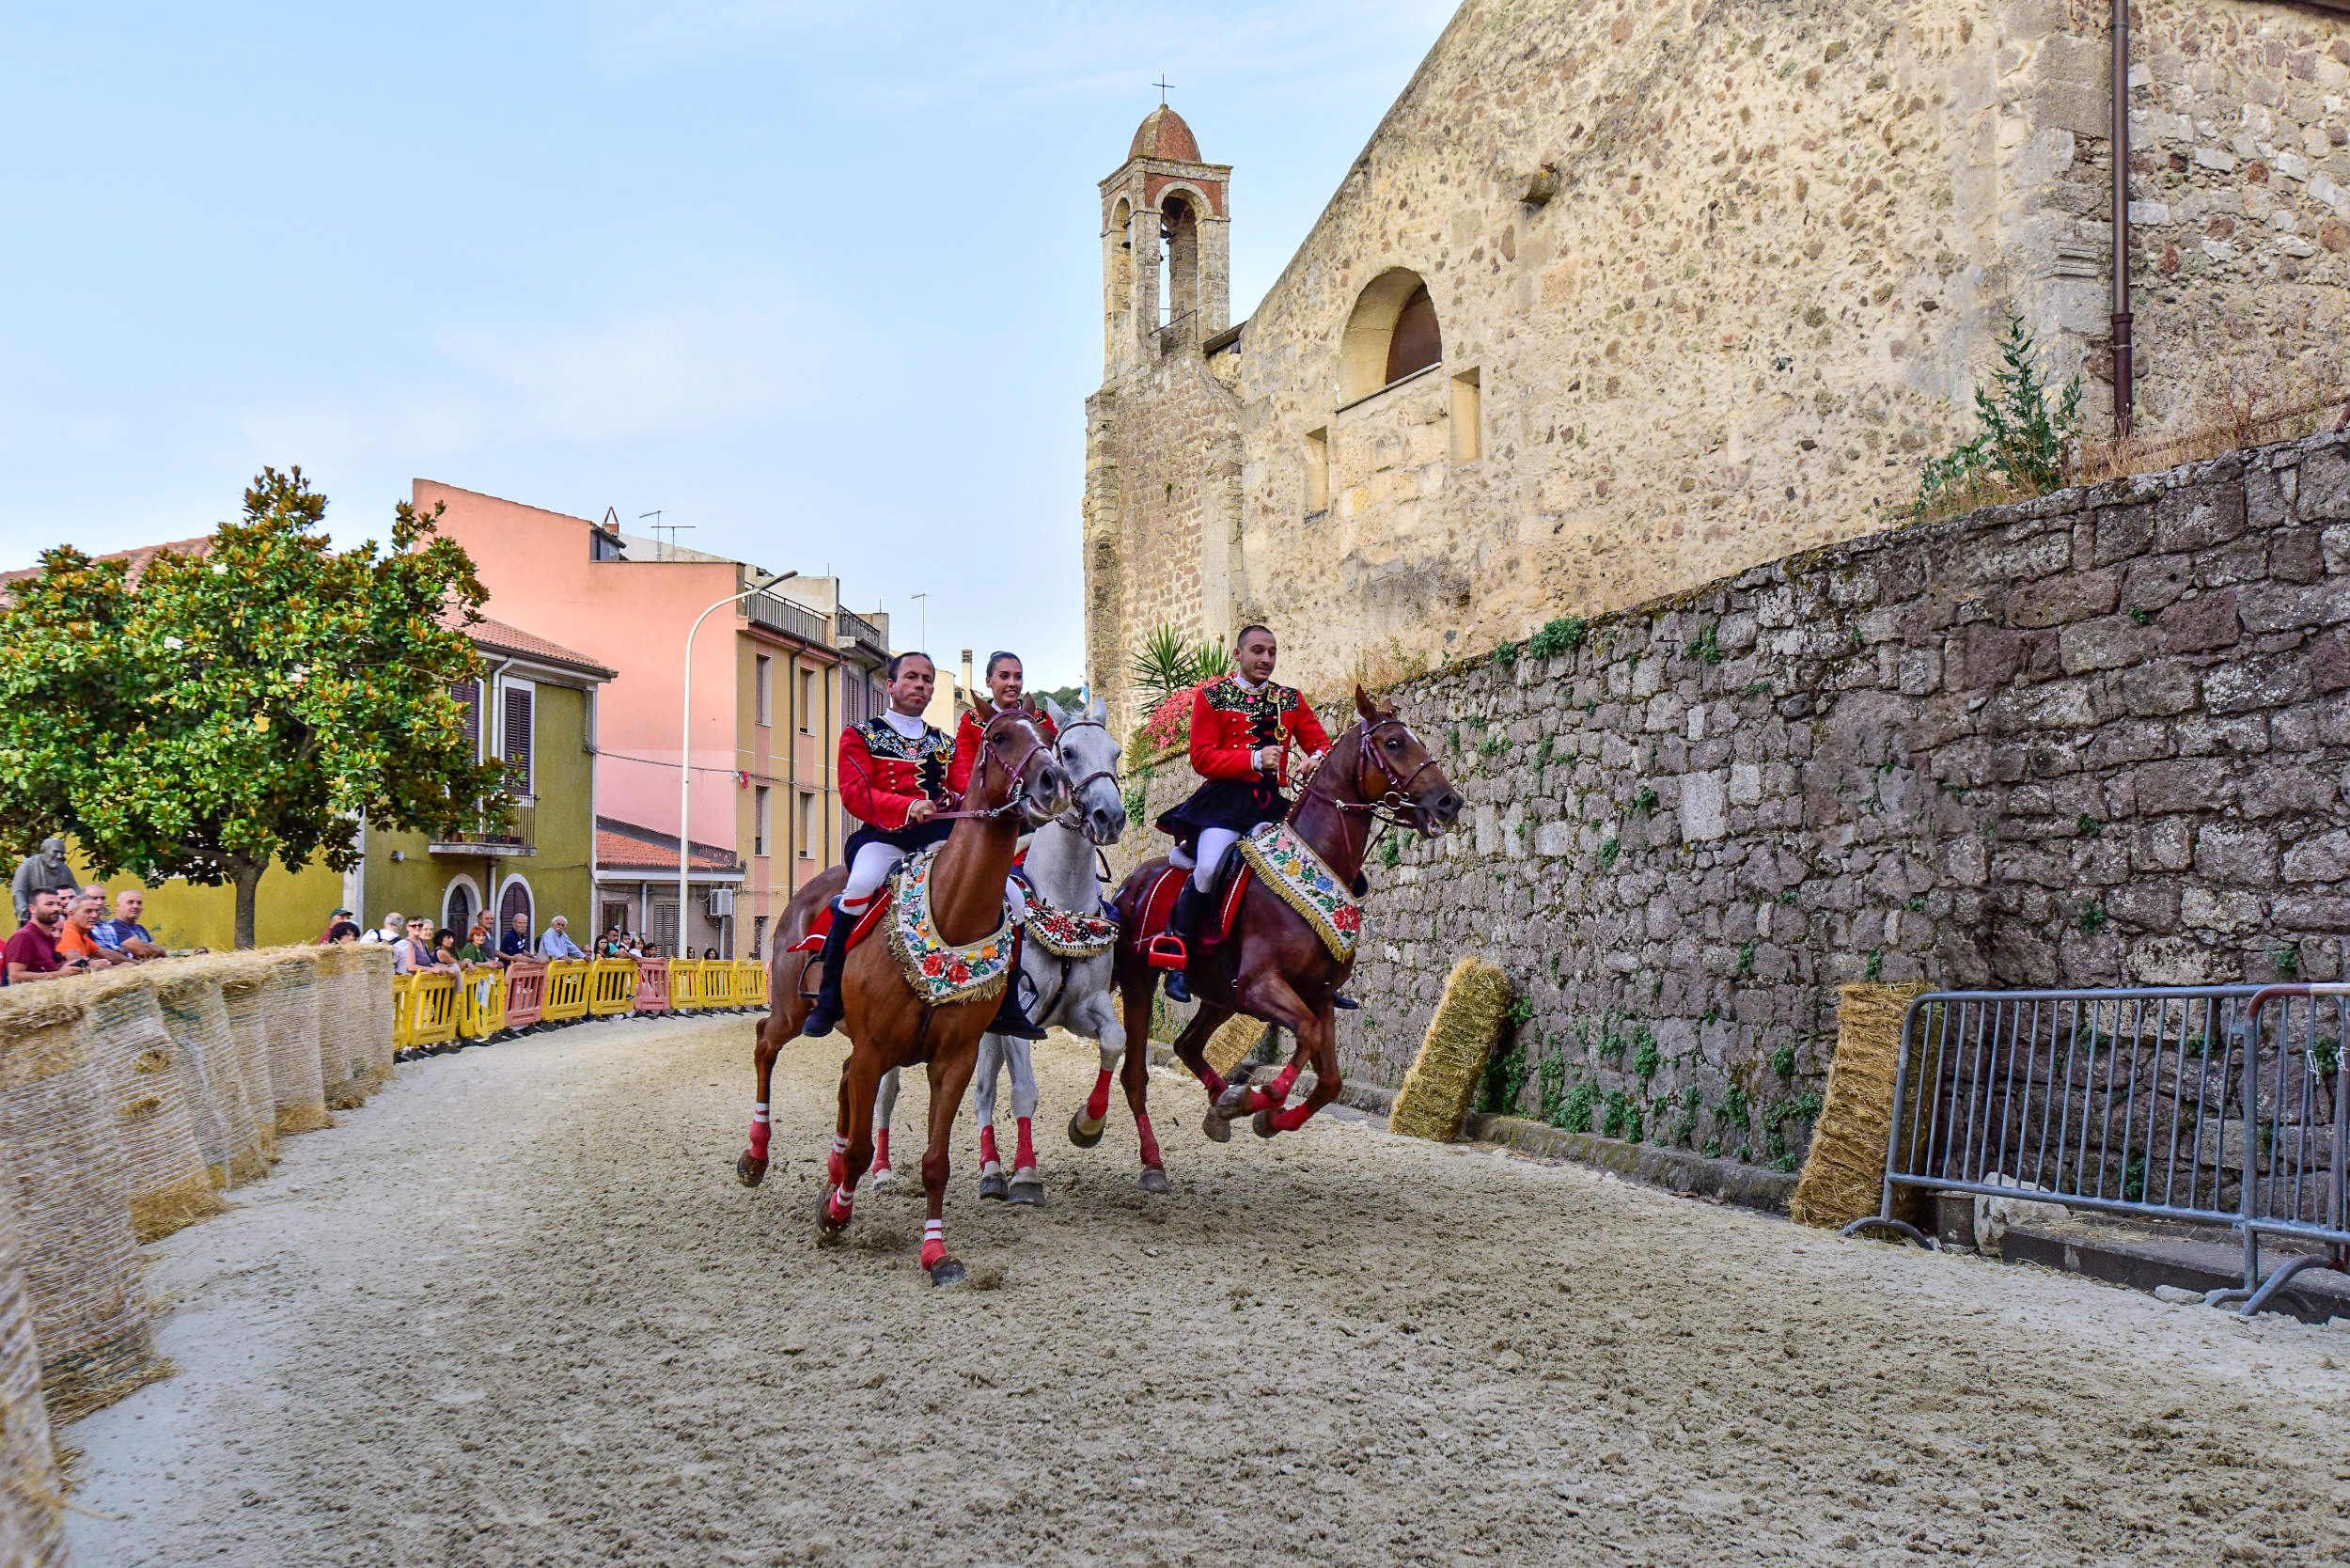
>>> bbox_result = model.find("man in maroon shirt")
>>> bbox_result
[6,886,86,983]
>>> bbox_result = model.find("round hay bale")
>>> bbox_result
[1790,980,1935,1231]
[154,964,269,1185]
[0,987,164,1424]
[85,970,225,1243]
[1388,957,1512,1144]
[314,945,370,1109]
[0,1161,70,1566]
[260,950,333,1136]
[347,942,396,1088]
[217,962,282,1170]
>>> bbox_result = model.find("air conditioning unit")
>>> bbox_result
[706,887,735,918]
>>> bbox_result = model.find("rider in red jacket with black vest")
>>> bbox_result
[1153,624,1330,1002]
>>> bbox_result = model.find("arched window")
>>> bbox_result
[1339,268,1444,401]
[1160,194,1199,328]
[442,874,482,938]
[1106,196,1134,316]
[497,875,534,938]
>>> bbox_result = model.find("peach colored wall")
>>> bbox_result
[415,481,742,856]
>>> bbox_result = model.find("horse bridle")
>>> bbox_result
[1292,713,1442,832]
[932,712,1057,822]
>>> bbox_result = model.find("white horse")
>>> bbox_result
[870,697,1130,1200]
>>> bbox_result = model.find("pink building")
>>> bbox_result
[417,480,891,960]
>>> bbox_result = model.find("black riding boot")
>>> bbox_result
[988,932,1048,1040]
[802,897,856,1038]
[1163,883,1210,1005]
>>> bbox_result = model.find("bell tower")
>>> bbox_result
[1100,102,1230,377]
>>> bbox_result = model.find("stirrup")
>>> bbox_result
[1143,933,1189,972]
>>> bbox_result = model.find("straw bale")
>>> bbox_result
[1388,957,1512,1144]
[1204,1013,1269,1077]
[84,971,224,1243]
[259,950,333,1135]
[154,964,269,1184]
[0,1162,70,1567]
[217,961,283,1171]
[0,988,164,1424]
[1790,980,1935,1231]
[346,942,396,1089]
[314,945,372,1107]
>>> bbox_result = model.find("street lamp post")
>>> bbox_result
[680,570,795,957]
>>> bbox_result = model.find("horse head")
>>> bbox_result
[1336,685,1463,838]
[1043,693,1127,845]
[977,706,1073,828]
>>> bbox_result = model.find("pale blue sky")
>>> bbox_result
[0,1,1455,687]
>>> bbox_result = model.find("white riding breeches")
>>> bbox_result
[842,842,906,904]
[1184,827,1241,893]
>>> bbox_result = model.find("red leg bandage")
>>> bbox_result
[1012,1116,1036,1171]
[824,1184,854,1224]
[872,1128,891,1170]
[979,1124,1000,1169]
[747,1103,771,1160]
[1136,1113,1163,1169]
[920,1219,947,1272]
[1085,1068,1113,1123]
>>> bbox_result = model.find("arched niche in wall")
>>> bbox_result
[1159,192,1201,327]
[1339,267,1443,402]
[1107,196,1134,315]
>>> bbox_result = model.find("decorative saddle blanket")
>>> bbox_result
[885,844,1016,1006]
[1022,898,1120,959]
[785,893,894,957]
[1237,822,1362,964]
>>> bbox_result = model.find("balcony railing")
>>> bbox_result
[834,605,887,661]
[743,590,830,645]
[431,800,536,857]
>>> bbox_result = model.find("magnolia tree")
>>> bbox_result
[0,468,506,948]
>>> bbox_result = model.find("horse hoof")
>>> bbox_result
[815,1193,849,1245]
[978,1168,1010,1201]
[1202,1108,1232,1144]
[929,1257,968,1289]
[870,1164,898,1188]
[735,1152,767,1188]
[1213,1083,1254,1119]
[1137,1167,1171,1195]
[1007,1171,1045,1206]
[1067,1112,1104,1150]
[1252,1110,1278,1139]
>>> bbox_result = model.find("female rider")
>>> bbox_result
[1153,624,1328,1003]
[945,651,1058,1042]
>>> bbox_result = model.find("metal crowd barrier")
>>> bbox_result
[588,957,637,1016]
[1846,984,2350,1317]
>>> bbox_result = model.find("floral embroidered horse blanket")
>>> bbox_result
[1237,821,1362,964]
[885,844,1017,1006]
[1021,898,1119,959]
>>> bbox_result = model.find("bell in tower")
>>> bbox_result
[1099,100,1231,377]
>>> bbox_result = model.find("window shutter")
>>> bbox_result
[504,686,534,794]
[451,679,481,754]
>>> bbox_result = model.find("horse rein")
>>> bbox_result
[1292,714,1441,832]
[928,712,1055,823]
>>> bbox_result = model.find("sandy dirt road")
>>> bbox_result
[65,1011,2350,1566]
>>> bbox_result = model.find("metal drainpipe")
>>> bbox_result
[2110,0,2134,436]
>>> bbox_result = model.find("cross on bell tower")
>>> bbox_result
[1099,97,1231,376]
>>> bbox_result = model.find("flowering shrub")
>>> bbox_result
[1134,677,1216,757]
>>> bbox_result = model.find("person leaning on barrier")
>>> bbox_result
[361,912,401,945]
[5,886,85,983]
[498,912,532,964]
[393,916,455,977]
[538,916,586,962]
[96,889,167,961]
[55,890,121,971]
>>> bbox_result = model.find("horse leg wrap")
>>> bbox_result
[1013,1116,1037,1172]
[1266,1063,1302,1103]
[747,1103,771,1161]
[826,1132,848,1187]
[1084,1068,1113,1124]
[979,1124,1000,1171]
[1198,1069,1230,1101]
[1270,1101,1317,1134]
[872,1127,891,1172]
[824,1184,855,1225]
[919,1219,948,1272]
[1136,1114,1163,1170]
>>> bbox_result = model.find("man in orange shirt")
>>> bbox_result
[54,889,120,971]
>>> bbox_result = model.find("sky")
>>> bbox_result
[0,0,1456,690]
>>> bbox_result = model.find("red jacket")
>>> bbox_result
[838,715,954,832]
[949,702,1058,795]
[1188,676,1330,787]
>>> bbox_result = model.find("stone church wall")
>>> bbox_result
[1125,431,2350,1173]
[1089,0,2350,716]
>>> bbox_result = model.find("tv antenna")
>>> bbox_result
[911,592,930,651]
[640,510,694,560]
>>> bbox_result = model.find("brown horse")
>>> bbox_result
[737,708,1072,1286]
[1103,687,1461,1172]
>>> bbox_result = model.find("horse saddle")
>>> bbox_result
[1131,847,1251,972]
[785,894,894,958]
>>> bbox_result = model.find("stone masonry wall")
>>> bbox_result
[1123,431,2350,1175]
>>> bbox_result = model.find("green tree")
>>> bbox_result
[0,468,506,948]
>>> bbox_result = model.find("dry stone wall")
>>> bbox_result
[1124,431,2350,1175]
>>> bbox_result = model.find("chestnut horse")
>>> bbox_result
[1104,687,1461,1172]
[736,708,1072,1286]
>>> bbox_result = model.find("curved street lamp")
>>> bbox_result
[680,570,795,955]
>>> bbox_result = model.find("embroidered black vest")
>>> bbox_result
[863,716,953,803]
[1204,677,1297,757]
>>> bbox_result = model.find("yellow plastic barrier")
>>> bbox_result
[410,972,461,1048]
[542,959,591,1022]
[458,967,506,1041]
[743,961,769,1008]
[588,958,637,1016]
[669,960,704,1012]
[391,973,424,1050]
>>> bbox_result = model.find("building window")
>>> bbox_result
[601,901,628,937]
[1159,194,1199,330]
[1449,368,1482,463]
[497,875,534,936]
[1304,427,1330,514]
[443,876,480,939]
[750,914,770,962]
[650,899,679,954]
[450,678,482,759]
[501,683,535,796]
[797,792,817,858]
[797,667,817,734]
[753,786,771,857]
[755,654,773,727]
[1339,268,1443,401]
